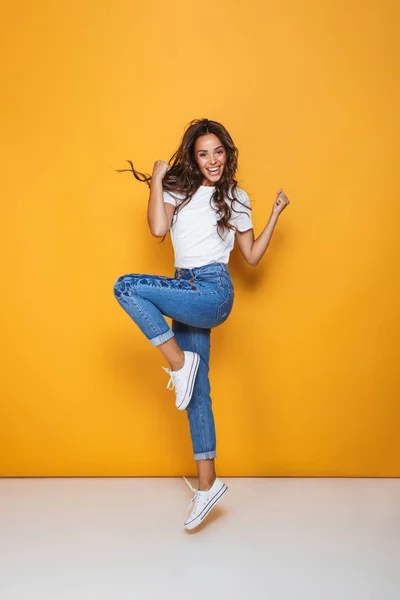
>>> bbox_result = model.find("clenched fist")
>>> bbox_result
[152,160,171,180]
[272,188,290,216]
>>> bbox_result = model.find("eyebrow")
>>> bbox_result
[196,145,224,154]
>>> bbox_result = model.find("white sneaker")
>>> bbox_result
[162,350,200,410]
[183,475,228,530]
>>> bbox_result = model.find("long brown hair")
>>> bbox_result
[116,118,251,242]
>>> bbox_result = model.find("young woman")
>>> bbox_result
[113,118,290,530]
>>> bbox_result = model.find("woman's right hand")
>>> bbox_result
[152,160,171,181]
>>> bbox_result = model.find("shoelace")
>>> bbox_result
[162,366,182,394]
[183,476,200,513]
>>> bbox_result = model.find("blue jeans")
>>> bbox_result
[113,262,234,461]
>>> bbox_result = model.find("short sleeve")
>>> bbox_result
[231,188,253,232]
[163,189,178,207]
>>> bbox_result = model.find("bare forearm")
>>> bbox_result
[250,212,280,266]
[147,177,168,236]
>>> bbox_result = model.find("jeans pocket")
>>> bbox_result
[192,265,228,282]
[216,284,234,324]
[194,273,222,284]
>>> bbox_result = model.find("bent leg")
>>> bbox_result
[113,274,176,346]
[113,273,225,347]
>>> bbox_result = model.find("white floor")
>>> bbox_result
[0,477,399,600]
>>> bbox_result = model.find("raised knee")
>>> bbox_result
[113,275,126,299]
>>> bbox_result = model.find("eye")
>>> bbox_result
[217,150,224,154]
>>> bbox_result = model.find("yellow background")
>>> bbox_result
[1,1,398,476]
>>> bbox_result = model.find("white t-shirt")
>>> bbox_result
[163,184,253,269]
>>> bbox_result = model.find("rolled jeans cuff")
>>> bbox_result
[149,329,175,346]
[193,450,216,460]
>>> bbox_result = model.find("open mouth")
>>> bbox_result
[206,166,221,175]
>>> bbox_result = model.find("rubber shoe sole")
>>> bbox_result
[176,351,200,410]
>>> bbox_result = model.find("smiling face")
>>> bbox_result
[194,133,227,186]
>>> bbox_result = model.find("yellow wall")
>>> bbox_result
[1,1,398,476]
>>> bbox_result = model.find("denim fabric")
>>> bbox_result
[113,262,234,460]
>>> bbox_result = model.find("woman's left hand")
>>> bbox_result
[272,188,290,216]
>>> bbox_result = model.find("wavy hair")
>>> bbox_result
[116,118,251,242]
